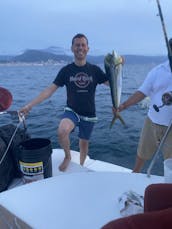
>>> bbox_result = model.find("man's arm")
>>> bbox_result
[115,91,146,112]
[19,83,58,115]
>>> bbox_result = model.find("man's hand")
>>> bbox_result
[112,104,125,115]
[19,104,32,116]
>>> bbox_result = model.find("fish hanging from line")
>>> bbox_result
[104,50,125,128]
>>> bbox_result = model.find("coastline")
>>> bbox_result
[0,61,68,67]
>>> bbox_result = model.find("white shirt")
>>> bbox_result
[138,61,172,126]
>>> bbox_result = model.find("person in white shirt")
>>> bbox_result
[114,38,172,173]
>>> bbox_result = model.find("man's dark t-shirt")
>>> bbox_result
[53,62,108,117]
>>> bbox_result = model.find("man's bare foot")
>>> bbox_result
[58,156,71,171]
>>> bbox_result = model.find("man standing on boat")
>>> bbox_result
[19,33,109,171]
[113,39,172,173]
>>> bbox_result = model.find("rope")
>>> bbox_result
[0,113,25,166]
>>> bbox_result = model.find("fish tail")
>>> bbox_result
[118,114,126,126]
[109,112,126,129]
[109,115,117,129]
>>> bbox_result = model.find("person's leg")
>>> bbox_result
[133,155,146,173]
[78,120,94,166]
[79,139,89,165]
[57,109,79,171]
[161,126,172,160]
[58,118,75,171]
[133,117,157,173]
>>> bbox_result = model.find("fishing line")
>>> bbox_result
[156,0,172,72]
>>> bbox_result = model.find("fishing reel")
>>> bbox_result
[153,92,172,112]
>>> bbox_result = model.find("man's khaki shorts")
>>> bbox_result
[137,117,172,160]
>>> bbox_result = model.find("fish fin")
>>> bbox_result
[109,113,126,129]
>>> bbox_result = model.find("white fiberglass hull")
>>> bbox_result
[0,149,164,229]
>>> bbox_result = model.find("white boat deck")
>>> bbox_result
[9,149,131,189]
[0,172,163,229]
[0,149,164,229]
[52,149,131,175]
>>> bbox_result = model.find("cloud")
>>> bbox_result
[0,0,171,55]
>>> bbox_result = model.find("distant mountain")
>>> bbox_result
[41,46,67,55]
[12,49,72,63]
[0,47,167,64]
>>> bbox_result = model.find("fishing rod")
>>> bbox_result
[156,0,172,72]
[153,1,172,112]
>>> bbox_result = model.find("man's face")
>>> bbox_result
[71,37,89,61]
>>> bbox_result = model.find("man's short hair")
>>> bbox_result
[72,33,88,45]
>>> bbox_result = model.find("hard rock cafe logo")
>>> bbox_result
[70,72,93,88]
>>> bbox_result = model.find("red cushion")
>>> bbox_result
[144,183,172,212]
[101,208,172,229]
[0,87,13,111]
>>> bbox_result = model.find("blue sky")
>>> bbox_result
[0,0,171,55]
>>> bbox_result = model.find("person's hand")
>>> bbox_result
[19,104,32,116]
[112,106,117,115]
[112,104,125,115]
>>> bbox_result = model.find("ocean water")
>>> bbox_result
[0,62,164,175]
